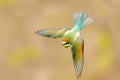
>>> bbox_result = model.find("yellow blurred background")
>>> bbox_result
[0,0,119,80]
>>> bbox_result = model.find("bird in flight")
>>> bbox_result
[35,12,93,79]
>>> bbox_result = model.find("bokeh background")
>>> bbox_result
[0,0,120,80]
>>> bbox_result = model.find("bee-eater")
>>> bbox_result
[35,12,93,79]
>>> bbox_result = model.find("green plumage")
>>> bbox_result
[36,12,93,79]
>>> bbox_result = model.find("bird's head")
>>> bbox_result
[61,38,71,48]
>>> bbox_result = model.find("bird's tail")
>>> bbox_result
[73,12,93,31]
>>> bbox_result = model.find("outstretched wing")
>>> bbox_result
[71,37,84,79]
[35,27,71,38]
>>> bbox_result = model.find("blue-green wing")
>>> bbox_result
[71,37,84,78]
[35,27,71,38]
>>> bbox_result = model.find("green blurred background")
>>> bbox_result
[0,0,119,80]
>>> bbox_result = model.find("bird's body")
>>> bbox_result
[63,29,79,41]
[36,12,93,79]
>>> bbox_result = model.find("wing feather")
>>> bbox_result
[35,27,71,38]
[71,37,84,78]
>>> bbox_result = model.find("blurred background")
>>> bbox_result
[0,0,120,80]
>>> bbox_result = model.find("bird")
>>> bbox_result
[35,12,93,79]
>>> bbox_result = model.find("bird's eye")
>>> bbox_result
[61,42,69,45]
[61,42,70,48]
[65,42,70,44]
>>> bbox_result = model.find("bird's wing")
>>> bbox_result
[35,27,71,38]
[71,37,84,78]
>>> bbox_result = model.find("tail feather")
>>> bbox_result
[83,17,93,27]
[73,12,93,31]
